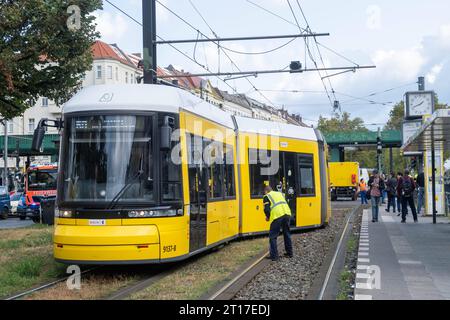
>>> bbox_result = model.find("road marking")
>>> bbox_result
[359,247,369,251]
[356,272,370,279]
[358,258,370,263]
[358,252,369,256]
[398,260,422,265]
[359,243,369,246]
[355,294,372,300]
[356,282,373,290]
[357,265,369,270]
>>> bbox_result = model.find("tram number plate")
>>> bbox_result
[89,219,106,226]
[163,245,177,253]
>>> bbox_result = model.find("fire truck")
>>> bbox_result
[18,164,57,223]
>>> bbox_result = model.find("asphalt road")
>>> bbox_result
[0,217,34,230]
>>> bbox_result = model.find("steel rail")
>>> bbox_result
[4,267,100,300]
[318,205,358,300]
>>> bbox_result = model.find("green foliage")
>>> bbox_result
[385,101,404,130]
[318,112,367,133]
[318,112,374,166]
[0,0,102,119]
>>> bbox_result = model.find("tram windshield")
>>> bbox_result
[61,115,154,205]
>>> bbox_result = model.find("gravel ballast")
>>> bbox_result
[234,206,353,300]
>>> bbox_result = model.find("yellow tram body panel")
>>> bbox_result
[181,111,240,248]
[238,132,323,235]
[54,216,190,263]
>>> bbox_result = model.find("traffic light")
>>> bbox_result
[377,136,382,155]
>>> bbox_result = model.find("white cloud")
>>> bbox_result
[94,11,128,41]
[439,24,450,48]
[371,48,425,81]
[426,63,444,84]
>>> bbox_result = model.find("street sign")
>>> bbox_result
[402,119,422,145]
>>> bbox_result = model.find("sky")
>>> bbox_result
[95,0,450,128]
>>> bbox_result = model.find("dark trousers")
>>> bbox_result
[269,215,293,259]
[387,194,396,212]
[402,196,418,222]
[397,195,405,213]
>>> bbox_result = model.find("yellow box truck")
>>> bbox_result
[328,162,359,201]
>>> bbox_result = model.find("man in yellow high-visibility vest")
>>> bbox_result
[263,186,293,261]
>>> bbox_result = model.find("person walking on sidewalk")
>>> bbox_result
[385,172,398,213]
[368,170,384,222]
[359,178,368,205]
[396,172,406,216]
[416,171,425,216]
[380,173,387,204]
[263,186,293,261]
[397,169,418,223]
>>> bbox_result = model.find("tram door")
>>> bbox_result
[271,152,297,226]
[283,153,297,226]
[188,142,207,253]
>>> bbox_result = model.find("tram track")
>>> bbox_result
[212,202,361,300]
[4,267,101,300]
[317,204,360,299]
[3,204,360,301]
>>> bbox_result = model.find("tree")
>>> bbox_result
[317,112,367,133]
[384,101,404,131]
[317,112,376,167]
[0,0,102,119]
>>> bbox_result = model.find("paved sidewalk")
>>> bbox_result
[354,203,450,300]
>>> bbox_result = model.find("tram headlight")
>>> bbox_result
[128,209,183,218]
[55,208,73,218]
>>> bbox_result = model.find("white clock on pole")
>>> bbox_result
[405,91,435,119]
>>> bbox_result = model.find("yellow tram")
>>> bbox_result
[46,84,330,264]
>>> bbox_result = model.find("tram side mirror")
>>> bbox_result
[31,126,46,152]
[31,118,63,152]
[160,116,174,151]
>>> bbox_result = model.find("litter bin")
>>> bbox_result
[40,197,56,226]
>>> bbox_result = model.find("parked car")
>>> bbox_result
[9,192,23,216]
[0,186,11,220]
[17,195,41,222]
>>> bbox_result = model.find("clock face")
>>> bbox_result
[407,92,433,117]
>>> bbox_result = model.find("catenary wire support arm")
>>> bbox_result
[154,33,330,45]
[321,69,356,80]
[157,65,376,79]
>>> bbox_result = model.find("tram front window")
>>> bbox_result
[61,115,154,205]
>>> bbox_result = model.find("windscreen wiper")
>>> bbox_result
[107,155,144,210]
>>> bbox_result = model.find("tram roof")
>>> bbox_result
[63,84,235,128]
[234,116,318,141]
[63,84,318,141]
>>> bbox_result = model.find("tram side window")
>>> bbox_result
[161,116,182,202]
[249,148,277,197]
[188,134,235,201]
[204,139,224,200]
[223,144,235,198]
[187,134,208,204]
[298,154,315,196]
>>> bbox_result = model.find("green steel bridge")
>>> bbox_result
[324,130,403,162]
